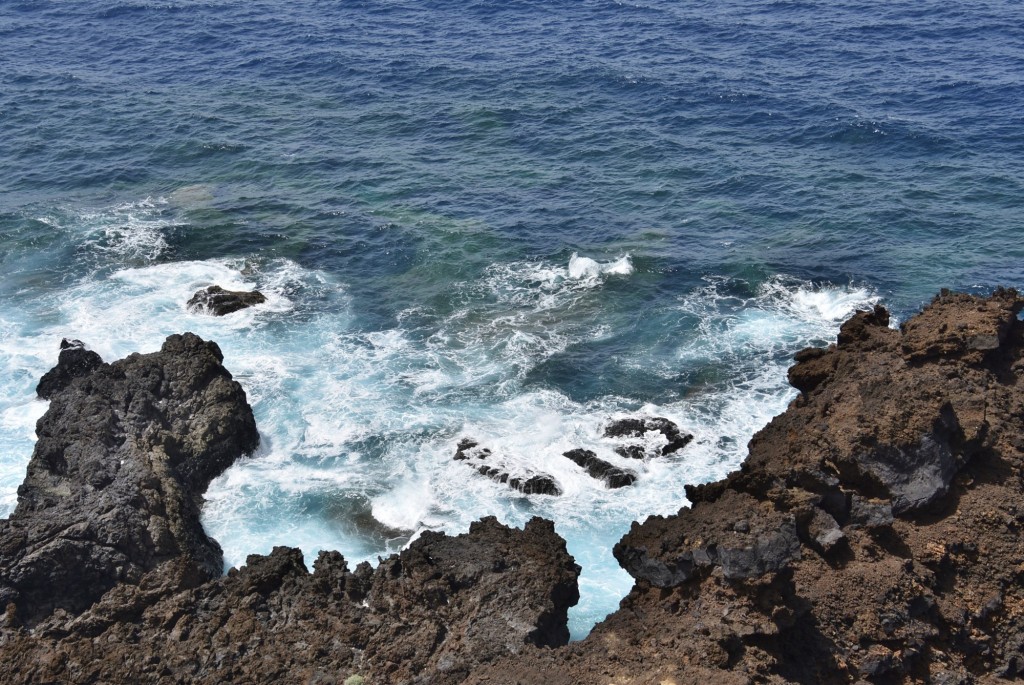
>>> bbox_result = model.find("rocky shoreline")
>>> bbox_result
[2,289,1024,683]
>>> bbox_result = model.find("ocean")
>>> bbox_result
[1,0,1022,637]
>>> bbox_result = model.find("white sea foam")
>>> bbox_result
[50,197,175,264]
[0,238,880,638]
[567,252,634,280]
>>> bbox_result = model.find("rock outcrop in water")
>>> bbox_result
[4,289,1024,684]
[562,448,636,489]
[454,438,562,496]
[187,285,267,316]
[1,333,259,626]
[605,415,694,459]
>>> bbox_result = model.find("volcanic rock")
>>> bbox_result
[562,448,636,488]
[454,437,489,461]
[0,518,579,685]
[454,438,561,496]
[7,288,1024,684]
[187,285,267,316]
[605,416,693,457]
[0,342,579,684]
[35,338,104,400]
[1,333,259,626]
[614,489,802,585]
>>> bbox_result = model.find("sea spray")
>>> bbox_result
[0,231,881,637]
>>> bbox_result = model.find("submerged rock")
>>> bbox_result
[187,284,267,316]
[454,438,561,496]
[604,416,693,457]
[454,437,490,461]
[562,449,636,488]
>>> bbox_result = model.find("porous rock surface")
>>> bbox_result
[605,415,694,459]
[562,448,636,489]
[1,333,259,626]
[453,438,562,496]
[6,288,1024,684]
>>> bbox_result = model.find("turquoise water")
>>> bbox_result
[1,1,1022,637]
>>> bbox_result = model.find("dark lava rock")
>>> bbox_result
[0,518,580,685]
[603,417,647,439]
[613,444,647,460]
[478,468,560,496]
[9,289,1024,685]
[855,415,965,515]
[454,437,490,461]
[187,284,267,316]
[562,449,636,488]
[0,343,580,685]
[35,339,104,400]
[0,333,259,626]
[614,490,801,586]
[509,474,561,495]
[800,507,846,554]
[848,495,894,528]
[604,416,693,457]
[454,439,560,496]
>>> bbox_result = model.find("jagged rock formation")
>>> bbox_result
[562,448,636,488]
[0,333,259,626]
[453,438,561,496]
[5,289,1024,684]
[0,517,579,685]
[467,288,1024,684]
[605,416,694,459]
[187,285,267,316]
[34,338,104,400]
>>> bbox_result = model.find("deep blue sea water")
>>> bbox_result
[1,0,1022,637]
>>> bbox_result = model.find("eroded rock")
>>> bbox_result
[562,449,636,488]
[900,287,1021,363]
[187,285,267,316]
[0,333,259,626]
[468,288,1024,684]
[0,518,579,684]
[35,338,104,400]
[453,439,561,496]
[604,416,693,458]
[614,490,801,586]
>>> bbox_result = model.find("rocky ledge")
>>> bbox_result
[3,289,1024,684]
